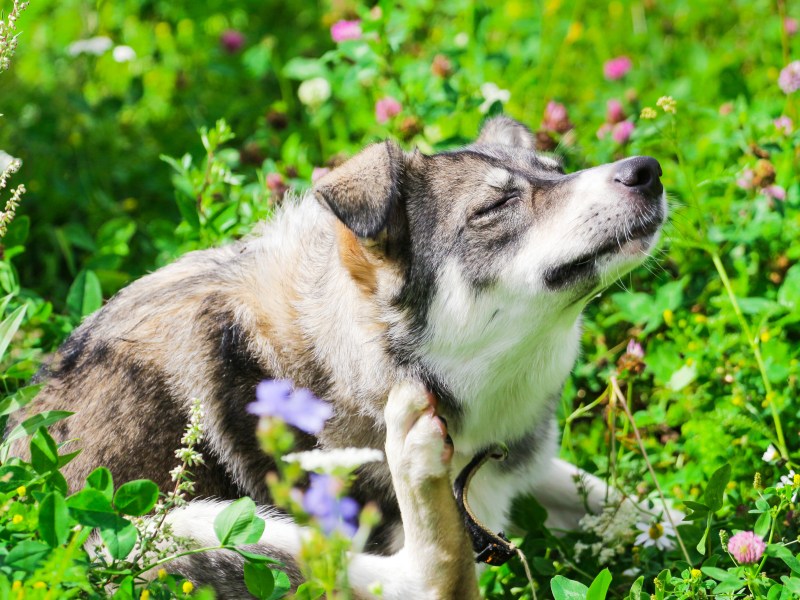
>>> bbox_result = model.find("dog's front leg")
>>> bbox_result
[349,382,480,600]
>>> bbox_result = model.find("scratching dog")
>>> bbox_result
[16,116,666,598]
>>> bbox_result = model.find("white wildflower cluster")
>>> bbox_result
[283,447,384,474]
[575,500,640,564]
[0,151,25,238]
[0,0,28,72]
[128,399,207,568]
[776,469,799,501]
[163,398,206,507]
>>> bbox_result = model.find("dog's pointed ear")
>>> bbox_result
[475,116,536,149]
[313,141,404,238]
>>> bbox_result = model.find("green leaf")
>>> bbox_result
[112,575,136,600]
[234,549,284,565]
[29,427,59,473]
[100,515,138,560]
[778,264,800,312]
[0,383,42,418]
[713,577,746,594]
[67,488,117,528]
[626,576,645,600]
[701,566,733,581]
[87,467,114,502]
[113,479,159,516]
[754,511,771,538]
[5,540,50,572]
[0,465,34,492]
[550,575,589,600]
[39,492,71,547]
[0,305,26,362]
[244,561,275,599]
[704,463,731,511]
[214,497,265,546]
[587,568,612,600]
[268,571,291,600]
[282,57,326,80]
[66,269,103,318]
[3,410,73,446]
[781,576,800,594]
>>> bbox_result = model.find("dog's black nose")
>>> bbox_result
[613,156,663,199]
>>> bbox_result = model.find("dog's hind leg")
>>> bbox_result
[164,382,479,599]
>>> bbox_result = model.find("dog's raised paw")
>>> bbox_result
[385,382,453,484]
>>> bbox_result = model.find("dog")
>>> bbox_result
[15,116,666,598]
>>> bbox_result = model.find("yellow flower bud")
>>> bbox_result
[158,569,168,581]
[182,581,194,594]
[663,309,674,326]
[32,582,45,590]
[15,486,25,497]
[691,568,702,579]
[12,514,23,524]
[11,581,21,590]
[140,590,150,600]
[640,107,657,120]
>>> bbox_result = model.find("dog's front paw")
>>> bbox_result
[384,381,453,484]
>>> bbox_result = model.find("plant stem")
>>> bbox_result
[710,252,789,461]
[610,376,692,565]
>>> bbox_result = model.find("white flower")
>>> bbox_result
[635,519,676,551]
[762,444,779,463]
[67,36,113,57]
[298,77,331,107]
[283,447,384,473]
[622,567,641,577]
[776,469,798,501]
[454,32,469,48]
[0,150,18,173]
[112,45,136,62]
[479,82,511,113]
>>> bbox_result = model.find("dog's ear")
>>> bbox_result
[313,141,404,239]
[475,116,536,149]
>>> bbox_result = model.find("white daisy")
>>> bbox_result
[634,519,676,551]
[762,444,779,463]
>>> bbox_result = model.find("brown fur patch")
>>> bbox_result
[336,222,378,295]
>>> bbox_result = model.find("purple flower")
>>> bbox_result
[542,101,573,133]
[607,99,625,124]
[303,474,360,536]
[375,97,402,123]
[612,120,635,144]
[604,56,632,80]
[778,61,800,94]
[763,185,786,201]
[311,167,331,183]
[220,30,245,54]
[785,17,798,36]
[626,339,645,358]
[727,531,766,564]
[248,380,333,434]
[331,20,362,43]
[774,116,793,135]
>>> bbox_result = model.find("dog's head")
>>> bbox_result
[314,117,665,326]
